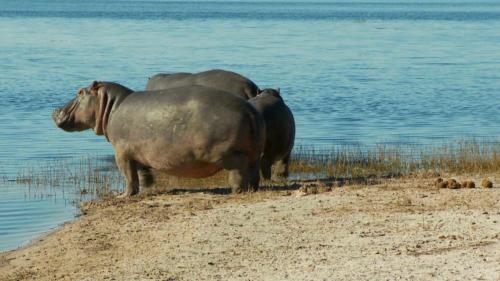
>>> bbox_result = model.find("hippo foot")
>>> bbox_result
[117,188,139,198]
[231,187,244,193]
[272,173,288,181]
[117,192,132,199]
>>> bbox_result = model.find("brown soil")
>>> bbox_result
[1,177,499,281]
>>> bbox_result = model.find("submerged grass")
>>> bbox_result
[4,140,500,199]
[11,156,123,199]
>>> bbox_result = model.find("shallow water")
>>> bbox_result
[1,0,500,251]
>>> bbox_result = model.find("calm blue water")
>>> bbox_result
[1,0,500,252]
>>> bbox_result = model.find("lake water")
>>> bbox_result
[1,0,500,252]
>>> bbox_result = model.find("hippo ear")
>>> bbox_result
[94,87,114,139]
[277,88,281,94]
[89,81,100,95]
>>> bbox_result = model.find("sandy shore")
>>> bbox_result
[1,177,499,281]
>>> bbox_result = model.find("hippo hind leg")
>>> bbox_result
[222,152,259,193]
[115,152,140,197]
[273,154,290,180]
[138,166,155,189]
[260,156,272,181]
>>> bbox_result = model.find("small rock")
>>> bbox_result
[318,185,332,193]
[309,186,319,194]
[481,179,493,188]
[434,178,443,187]
[462,180,475,188]
[295,186,308,197]
[438,181,448,189]
[447,179,461,189]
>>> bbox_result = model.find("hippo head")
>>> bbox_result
[52,81,133,137]
[258,88,283,100]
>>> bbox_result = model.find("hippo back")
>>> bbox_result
[145,69,260,99]
[145,72,192,91]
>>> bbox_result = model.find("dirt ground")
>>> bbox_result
[1,177,499,281]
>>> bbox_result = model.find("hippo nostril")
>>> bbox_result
[52,109,66,126]
[52,109,60,119]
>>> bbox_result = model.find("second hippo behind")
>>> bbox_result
[249,88,295,180]
[145,69,260,99]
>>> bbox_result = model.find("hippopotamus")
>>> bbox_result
[146,69,260,99]
[248,89,295,180]
[52,81,266,196]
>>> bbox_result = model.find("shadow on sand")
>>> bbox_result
[163,173,401,196]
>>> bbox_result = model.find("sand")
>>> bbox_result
[1,177,499,281]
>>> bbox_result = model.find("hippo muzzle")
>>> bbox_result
[52,99,80,131]
[52,108,65,126]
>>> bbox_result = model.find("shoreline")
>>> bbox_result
[1,176,499,281]
[0,221,70,255]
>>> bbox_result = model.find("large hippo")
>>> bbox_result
[146,69,260,99]
[249,89,295,180]
[52,81,265,196]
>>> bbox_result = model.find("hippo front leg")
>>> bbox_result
[260,156,272,180]
[115,152,140,197]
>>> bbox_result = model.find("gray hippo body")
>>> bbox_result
[146,69,260,99]
[249,89,295,179]
[53,82,265,196]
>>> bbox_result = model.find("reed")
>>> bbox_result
[10,156,123,199]
[291,140,500,179]
[0,166,7,184]
[4,140,500,200]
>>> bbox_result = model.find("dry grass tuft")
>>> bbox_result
[293,140,500,182]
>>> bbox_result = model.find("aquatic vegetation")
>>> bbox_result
[0,168,7,184]
[9,156,123,201]
[3,140,500,201]
[292,140,500,180]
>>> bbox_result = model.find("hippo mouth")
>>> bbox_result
[52,99,79,131]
